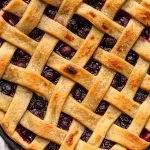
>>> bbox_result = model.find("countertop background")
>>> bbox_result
[0,136,10,150]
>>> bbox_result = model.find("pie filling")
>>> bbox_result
[0,0,10,10]
[11,49,31,68]
[83,0,106,10]
[54,41,76,60]
[71,84,88,103]
[41,66,61,85]
[0,0,150,150]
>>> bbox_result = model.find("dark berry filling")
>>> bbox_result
[0,38,4,47]
[80,128,92,142]
[23,0,31,4]
[100,139,115,149]
[83,0,105,10]
[111,73,127,91]
[28,94,48,119]
[11,49,31,68]
[84,58,101,75]
[46,142,60,150]
[115,114,132,129]
[68,15,92,38]
[95,100,109,116]
[141,28,150,42]
[3,12,20,26]
[44,5,58,19]
[148,68,150,75]
[29,28,44,42]
[126,50,139,66]
[57,113,73,131]
[71,84,88,103]
[54,42,76,60]
[0,0,9,10]
[0,79,16,97]
[134,89,149,104]
[140,129,150,142]
[99,34,117,51]
[114,10,131,27]
[41,66,60,84]
[16,124,35,143]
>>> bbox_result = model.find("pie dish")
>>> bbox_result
[0,0,150,149]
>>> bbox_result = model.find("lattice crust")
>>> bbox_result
[0,0,149,149]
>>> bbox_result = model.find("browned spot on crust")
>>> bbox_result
[89,11,96,18]
[42,123,53,132]
[51,93,60,114]
[65,34,74,42]
[138,8,150,24]
[142,1,150,9]
[65,65,77,75]
[7,66,15,79]
[82,48,92,57]
[66,131,78,146]
[0,17,5,35]
[116,45,123,52]
[133,6,150,26]
[124,128,149,149]
[0,56,8,73]
[90,35,95,40]
[52,93,59,101]
[102,23,108,30]
[78,44,93,58]
[116,45,124,53]
[116,28,135,52]
[2,122,9,129]
[130,72,142,89]
[63,7,70,15]
[109,58,123,70]
[43,79,49,88]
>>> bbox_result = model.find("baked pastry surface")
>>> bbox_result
[0,0,150,149]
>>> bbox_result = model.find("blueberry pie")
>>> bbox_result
[0,0,150,150]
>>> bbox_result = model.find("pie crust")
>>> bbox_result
[0,0,150,150]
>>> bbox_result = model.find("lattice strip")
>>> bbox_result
[94,49,133,77]
[0,18,37,53]
[133,38,150,61]
[20,111,67,144]
[38,16,84,50]
[106,125,149,149]
[3,64,54,100]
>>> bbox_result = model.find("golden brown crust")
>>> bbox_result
[122,0,150,26]
[0,0,149,150]
[3,0,27,17]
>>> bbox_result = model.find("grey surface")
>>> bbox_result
[0,136,10,150]
[0,127,22,150]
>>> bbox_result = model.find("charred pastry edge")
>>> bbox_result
[65,65,77,75]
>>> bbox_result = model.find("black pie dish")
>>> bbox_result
[0,127,23,150]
